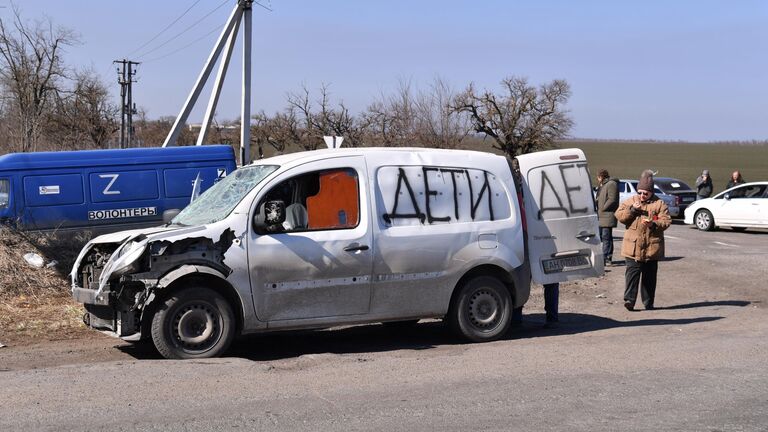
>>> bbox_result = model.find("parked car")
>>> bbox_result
[618,179,680,217]
[684,182,768,231]
[652,177,698,215]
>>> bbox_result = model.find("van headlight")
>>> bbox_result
[104,239,148,281]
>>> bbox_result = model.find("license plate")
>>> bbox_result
[682,197,694,203]
[542,255,590,274]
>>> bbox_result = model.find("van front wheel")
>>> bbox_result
[449,276,511,342]
[151,286,235,359]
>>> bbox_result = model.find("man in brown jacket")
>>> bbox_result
[615,170,671,310]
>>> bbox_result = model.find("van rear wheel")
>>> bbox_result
[449,276,511,342]
[150,286,235,359]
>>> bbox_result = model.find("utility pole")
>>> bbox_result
[162,0,258,165]
[114,59,140,148]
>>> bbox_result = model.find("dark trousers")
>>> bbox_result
[624,258,658,309]
[600,227,614,261]
[543,283,559,322]
[511,282,559,323]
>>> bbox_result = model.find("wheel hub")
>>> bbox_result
[175,305,215,345]
[468,290,500,328]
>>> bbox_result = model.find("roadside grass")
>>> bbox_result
[0,228,90,346]
[558,140,768,193]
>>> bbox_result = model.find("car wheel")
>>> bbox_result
[731,227,747,232]
[695,209,715,231]
[449,276,511,342]
[151,286,235,359]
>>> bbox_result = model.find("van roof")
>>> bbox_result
[0,145,235,172]
[247,147,506,167]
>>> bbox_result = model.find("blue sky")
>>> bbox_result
[3,0,767,141]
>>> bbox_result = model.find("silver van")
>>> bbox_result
[71,147,603,359]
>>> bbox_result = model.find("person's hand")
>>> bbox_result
[632,200,642,211]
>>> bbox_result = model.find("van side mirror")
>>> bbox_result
[253,200,286,232]
[163,209,181,224]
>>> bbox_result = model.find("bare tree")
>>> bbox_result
[252,110,297,155]
[0,5,78,152]
[412,77,470,149]
[46,69,119,149]
[452,76,574,157]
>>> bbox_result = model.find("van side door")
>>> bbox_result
[517,148,604,284]
[248,156,374,322]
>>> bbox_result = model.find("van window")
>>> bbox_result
[0,179,9,210]
[261,168,360,232]
[377,165,511,226]
[172,164,278,226]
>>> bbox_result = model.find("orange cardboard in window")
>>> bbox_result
[306,170,359,229]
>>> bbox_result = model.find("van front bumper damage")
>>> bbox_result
[70,227,234,339]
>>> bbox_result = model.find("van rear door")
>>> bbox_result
[517,148,604,284]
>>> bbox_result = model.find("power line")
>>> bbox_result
[127,0,202,57]
[135,0,230,60]
[141,23,224,64]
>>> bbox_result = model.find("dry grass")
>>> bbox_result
[0,227,92,345]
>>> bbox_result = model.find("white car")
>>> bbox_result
[684,182,768,231]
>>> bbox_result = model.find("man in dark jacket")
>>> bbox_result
[695,169,714,200]
[596,169,619,265]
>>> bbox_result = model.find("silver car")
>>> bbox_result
[618,179,681,217]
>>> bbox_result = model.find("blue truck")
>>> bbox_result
[0,145,237,233]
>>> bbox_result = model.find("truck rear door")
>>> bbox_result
[517,148,604,284]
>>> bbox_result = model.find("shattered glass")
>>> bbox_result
[172,165,278,226]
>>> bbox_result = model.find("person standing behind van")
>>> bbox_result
[695,169,713,200]
[615,170,671,311]
[595,169,619,266]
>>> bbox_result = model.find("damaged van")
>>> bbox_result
[71,147,603,359]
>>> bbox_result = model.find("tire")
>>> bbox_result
[448,276,512,342]
[695,209,715,231]
[151,286,235,359]
[732,227,747,232]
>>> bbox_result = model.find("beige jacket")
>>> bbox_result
[615,194,671,261]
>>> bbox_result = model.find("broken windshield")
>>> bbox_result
[172,165,278,226]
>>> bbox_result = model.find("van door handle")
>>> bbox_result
[344,244,369,252]
[575,232,596,240]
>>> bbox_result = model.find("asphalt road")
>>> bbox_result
[1,223,767,431]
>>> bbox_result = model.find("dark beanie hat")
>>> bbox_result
[638,169,654,191]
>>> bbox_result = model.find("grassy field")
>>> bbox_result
[556,140,768,194]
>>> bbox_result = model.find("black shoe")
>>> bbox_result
[624,301,634,311]
[645,305,655,310]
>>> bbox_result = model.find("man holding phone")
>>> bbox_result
[615,170,671,311]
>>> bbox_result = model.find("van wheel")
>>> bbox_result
[695,209,715,231]
[449,276,511,342]
[150,286,235,359]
